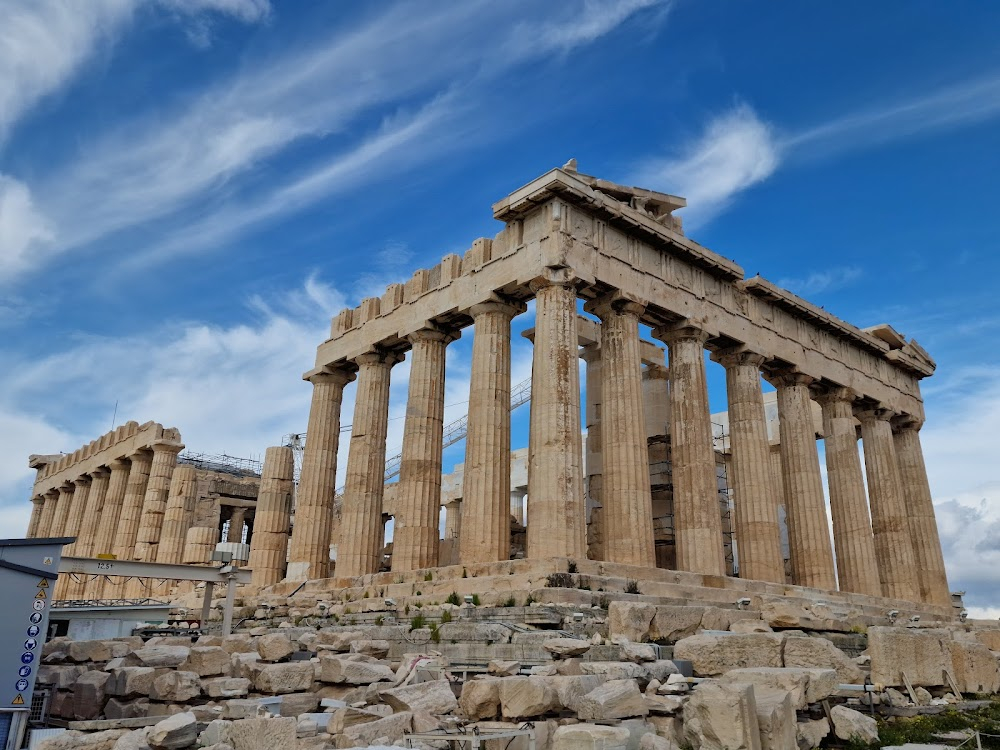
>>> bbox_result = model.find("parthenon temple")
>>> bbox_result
[26,164,953,618]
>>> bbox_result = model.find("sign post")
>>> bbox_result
[0,538,72,750]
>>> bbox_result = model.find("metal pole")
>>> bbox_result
[201,581,214,629]
[976,730,982,750]
[222,573,237,636]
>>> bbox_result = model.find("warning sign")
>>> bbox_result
[34,590,46,600]
[12,694,24,706]
[36,578,48,588]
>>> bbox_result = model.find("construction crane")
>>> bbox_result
[282,376,533,489]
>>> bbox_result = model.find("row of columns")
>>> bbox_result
[288,281,949,606]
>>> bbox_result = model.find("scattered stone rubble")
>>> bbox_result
[32,606,1000,750]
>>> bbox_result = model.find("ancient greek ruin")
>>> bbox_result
[21,165,1000,750]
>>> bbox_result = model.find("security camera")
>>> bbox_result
[736,597,752,610]
[318,602,328,611]
[959,610,968,622]
[572,612,584,622]
[909,615,920,623]
[887,610,899,623]
[384,599,396,607]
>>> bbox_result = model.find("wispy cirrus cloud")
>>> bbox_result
[631,103,781,227]
[0,0,662,283]
[777,266,862,296]
[635,71,1000,228]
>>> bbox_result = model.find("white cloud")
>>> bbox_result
[2,1,661,284]
[777,266,862,296]
[0,176,55,277]
[0,0,271,145]
[632,103,781,227]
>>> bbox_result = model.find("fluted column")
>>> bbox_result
[49,483,75,538]
[286,368,354,580]
[510,490,525,526]
[63,477,92,555]
[183,496,222,565]
[393,328,455,572]
[712,349,784,583]
[248,447,295,587]
[75,468,110,559]
[444,500,462,540]
[816,388,881,597]
[134,441,184,562]
[527,278,586,560]
[91,459,130,557]
[113,451,152,561]
[582,343,605,560]
[643,362,671,438]
[156,465,198,565]
[767,371,836,590]
[654,324,725,576]
[893,419,951,605]
[857,408,919,601]
[588,295,654,567]
[26,496,44,538]
[337,350,399,578]
[227,507,247,543]
[460,299,524,564]
[38,490,59,538]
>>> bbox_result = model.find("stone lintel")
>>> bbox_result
[522,315,665,367]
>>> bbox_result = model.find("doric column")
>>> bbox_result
[654,323,725,576]
[249,446,295,587]
[510,490,525,526]
[227,507,247,543]
[337,350,400,578]
[587,294,654,567]
[38,490,59,538]
[766,370,836,590]
[893,419,951,605]
[712,349,784,584]
[857,408,919,601]
[527,278,586,560]
[460,299,524,564]
[444,500,462,541]
[393,327,456,572]
[26,496,44,538]
[134,441,184,562]
[643,362,671,438]
[91,459,130,557]
[183,496,222,565]
[75,468,110,559]
[49,483,75,538]
[63,476,92,555]
[156,465,198,565]
[816,388,881,597]
[286,367,354,580]
[112,450,153,561]
[581,343,605,561]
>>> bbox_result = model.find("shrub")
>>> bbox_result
[471,594,481,606]
[446,592,461,606]
[567,560,578,574]
[440,610,453,623]
[424,571,433,581]
[410,614,426,631]
[501,596,516,608]
[625,579,640,594]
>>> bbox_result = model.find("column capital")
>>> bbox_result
[652,321,711,346]
[354,349,404,368]
[44,488,59,500]
[710,346,767,370]
[59,481,75,493]
[583,291,645,321]
[406,325,460,346]
[643,363,669,381]
[854,405,896,423]
[306,366,356,387]
[109,457,131,471]
[469,297,526,320]
[90,466,112,479]
[528,267,582,293]
[72,476,92,488]
[127,448,153,463]
[891,413,924,433]
[150,439,185,456]
[31,495,45,505]
[580,342,602,363]
[812,385,858,406]
[761,367,815,389]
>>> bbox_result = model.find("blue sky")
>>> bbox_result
[2,1,999,614]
